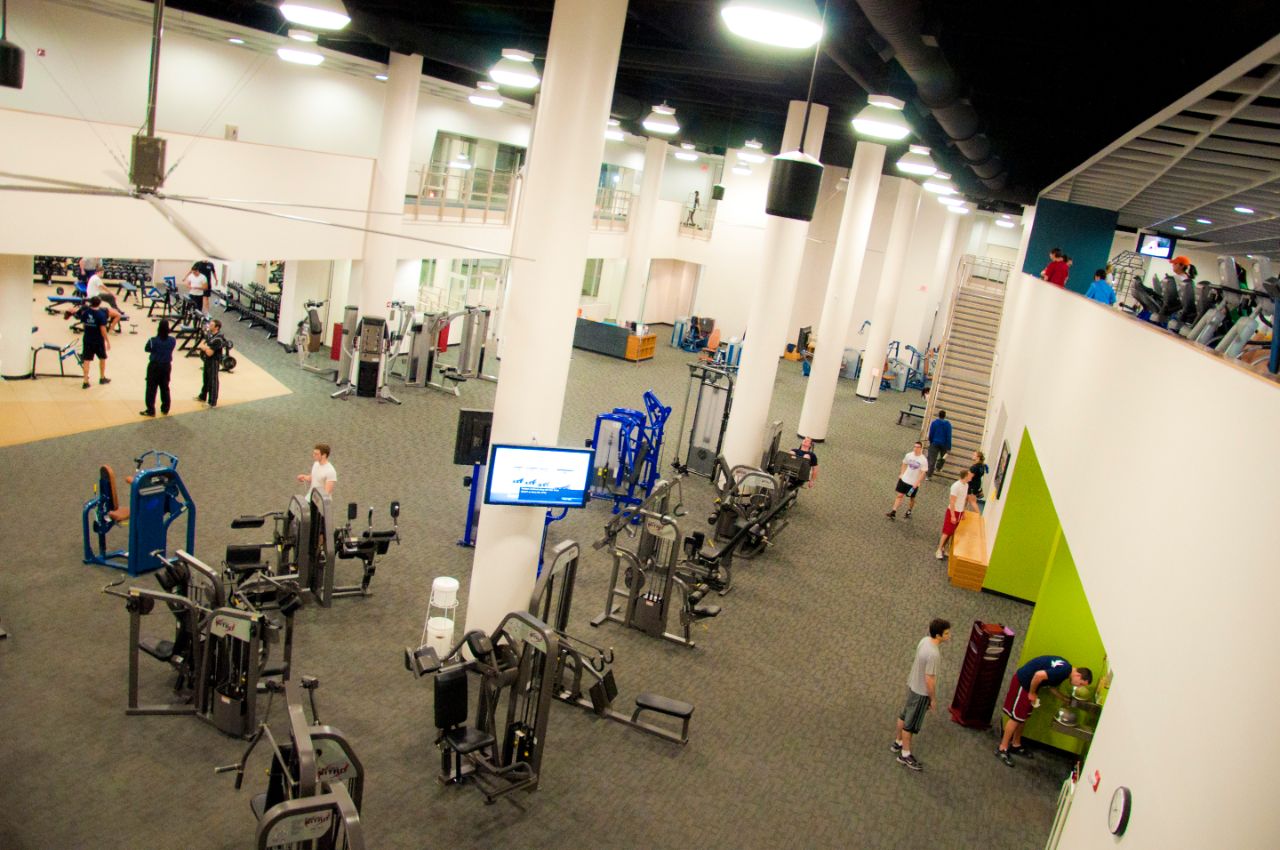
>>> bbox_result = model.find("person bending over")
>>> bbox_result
[83,259,122,329]
[297,443,337,501]
[996,656,1092,766]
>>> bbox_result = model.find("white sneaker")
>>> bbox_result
[935,550,945,560]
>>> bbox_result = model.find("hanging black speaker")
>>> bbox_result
[766,152,823,222]
[711,183,725,201]
[0,39,23,90]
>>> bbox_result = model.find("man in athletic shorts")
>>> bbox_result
[996,656,1092,766]
[891,618,951,771]
[886,441,929,519]
[65,295,120,388]
[936,467,974,560]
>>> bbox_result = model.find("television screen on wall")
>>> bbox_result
[483,444,594,508]
[1137,233,1176,259]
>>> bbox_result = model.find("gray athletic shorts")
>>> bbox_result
[899,689,930,734]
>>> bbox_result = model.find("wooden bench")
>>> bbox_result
[897,403,926,427]
[947,511,989,591]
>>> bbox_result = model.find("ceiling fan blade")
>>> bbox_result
[161,192,404,217]
[169,197,534,262]
[0,171,126,193]
[142,195,229,260]
[0,183,133,198]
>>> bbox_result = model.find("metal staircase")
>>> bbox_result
[922,255,1011,480]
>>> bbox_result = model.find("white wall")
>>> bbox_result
[888,195,949,354]
[984,273,1280,850]
[277,260,333,344]
[642,259,699,326]
[659,153,719,204]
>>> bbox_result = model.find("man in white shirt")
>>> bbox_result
[886,441,929,519]
[83,259,121,330]
[183,263,209,314]
[297,443,337,501]
[936,467,975,560]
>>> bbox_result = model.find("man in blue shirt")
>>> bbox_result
[141,319,177,416]
[1084,269,1116,306]
[65,295,120,389]
[996,655,1093,766]
[925,411,952,479]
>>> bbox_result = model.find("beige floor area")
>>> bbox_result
[0,284,291,447]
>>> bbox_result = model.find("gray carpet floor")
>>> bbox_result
[0,308,1070,849]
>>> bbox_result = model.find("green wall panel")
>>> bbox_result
[983,429,1056,601]
[1020,530,1108,754]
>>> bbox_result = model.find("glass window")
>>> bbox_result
[582,258,603,298]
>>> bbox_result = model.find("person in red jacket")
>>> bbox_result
[1041,248,1069,288]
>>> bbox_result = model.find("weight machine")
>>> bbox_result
[217,678,366,850]
[591,479,722,647]
[587,390,670,515]
[395,305,497,395]
[532,540,695,743]
[332,314,400,404]
[404,612,560,804]
[671,362,735,478]
[292,298,339,381]
[83,450,196,577]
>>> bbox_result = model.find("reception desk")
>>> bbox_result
[572,318,656,362]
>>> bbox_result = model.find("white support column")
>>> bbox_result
[464,0,628,635]
[615,136,667,324]
[796,141,885,440]
[720,101,827,469]
[855,180,922,401]
[918,211,961,350]
[354,52,421,317]
[0,255,33,378]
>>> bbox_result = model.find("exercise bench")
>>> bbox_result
[898,403,926,427]
[631,692,695,744]
[31,340,82,379]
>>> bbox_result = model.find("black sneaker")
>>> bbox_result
[82,381,90,389]
[904,509,913,518]
[897,753,923,771]
[1009,744,1034,759]
[99,377,111,385]
[890,741,903,753]
[995,749,1014,767]
[885,510,896,520]
[139,410,155,417]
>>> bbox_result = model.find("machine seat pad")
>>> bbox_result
[444,727,495,755]
[107,506,131,522]
[635,692,694,719]
[226,562,271,576]
[250,793,268,822]
[692,600,722,619]
[139,637,175,662]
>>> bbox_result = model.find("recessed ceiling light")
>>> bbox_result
[994,219,1015,228]
[277,47,324,66]
[1196,218,1212,224]
[228,37,245,44]
[1173,225,1187,231]
[1234,206,1255,214]
[373,73,388,81]
[279,1,350,30]
[288,28,318,42]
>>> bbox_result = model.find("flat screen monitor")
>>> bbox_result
[484,444,594,508]
[1137,233,1176,259]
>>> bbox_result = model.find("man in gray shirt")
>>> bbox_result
[891,618,952,771]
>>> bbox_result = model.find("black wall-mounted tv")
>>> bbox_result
[1137,233,1176,259]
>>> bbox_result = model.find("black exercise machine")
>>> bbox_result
[405,612,559,804]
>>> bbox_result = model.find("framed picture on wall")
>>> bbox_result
[993,440,1012,500]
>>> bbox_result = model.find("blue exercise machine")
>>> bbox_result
[674,316,714,352]
[587,391,670,515]
[83,450,196,577]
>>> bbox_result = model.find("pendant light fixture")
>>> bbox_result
[721,0,823,49]
[675,142,699,162]
[451,153,472,171]
[279,0,350,30]
[922,171,957,196]
[0,0,25,89]
[287,29,319,42]
[738,139,766,164]
[994,216,1016,228]
[469,80,503,108]
[605,118,625,142]
[763,0,826,221]
[937,194,964,206]
[277,47,324,66]
[851,94,910,141]
[489,48,540,89]
[733,162,753,176]
[642,103,680,135]
[895,144,937,177]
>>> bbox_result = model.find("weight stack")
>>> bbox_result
[949,620,1015,728]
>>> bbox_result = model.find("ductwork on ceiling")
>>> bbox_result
[853,0,1008,191]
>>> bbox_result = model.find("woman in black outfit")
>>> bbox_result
[140,319,176,416]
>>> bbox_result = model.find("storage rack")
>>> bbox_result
[949,620,1015,728]
[224,281,281,335]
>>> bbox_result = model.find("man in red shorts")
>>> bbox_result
[935,467,973,560]
[996,655,1092,766]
